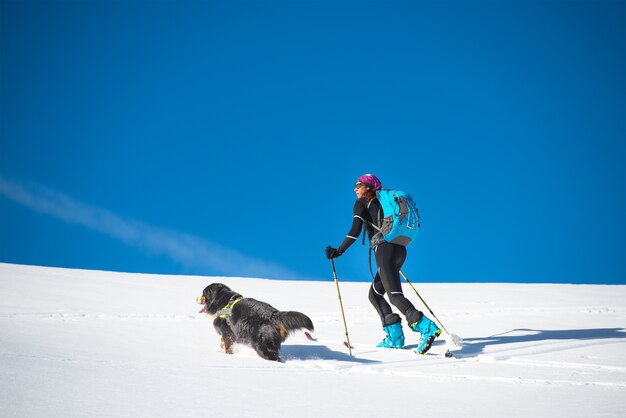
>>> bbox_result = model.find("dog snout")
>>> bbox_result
[196,296,205,305]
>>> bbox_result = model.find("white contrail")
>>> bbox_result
[0,175,305,279]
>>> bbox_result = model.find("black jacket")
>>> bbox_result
[337,197,382,253]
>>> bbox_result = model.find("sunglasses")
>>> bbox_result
[354,182,366,189]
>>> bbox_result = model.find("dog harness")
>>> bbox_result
[216,297,242,319]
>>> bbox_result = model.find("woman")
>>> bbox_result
[325,173,441,354]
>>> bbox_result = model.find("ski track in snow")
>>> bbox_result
[3,307,626,386]
[280,341,626,388]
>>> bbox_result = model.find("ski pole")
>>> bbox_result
[330,258,353,356]
[399,270,451,337]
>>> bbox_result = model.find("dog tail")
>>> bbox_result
[275,311,314,336]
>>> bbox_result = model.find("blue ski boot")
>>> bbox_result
[410,316,442,354]
[376,322,405,349]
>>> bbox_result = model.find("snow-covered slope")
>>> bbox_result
[1,263,625,417]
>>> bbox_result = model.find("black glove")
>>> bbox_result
[325,246,343,259]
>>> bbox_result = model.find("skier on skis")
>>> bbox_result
[326,174,441,354]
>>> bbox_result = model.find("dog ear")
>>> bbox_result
[210,283,229,295]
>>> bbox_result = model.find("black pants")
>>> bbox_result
[368,243,422,327]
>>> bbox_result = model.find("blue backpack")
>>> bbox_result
[369,189,421,247]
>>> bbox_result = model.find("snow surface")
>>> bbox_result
[1,263,625,417]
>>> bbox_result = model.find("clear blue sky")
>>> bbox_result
[1,0,625,284]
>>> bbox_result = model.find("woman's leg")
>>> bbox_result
[375,243,423,325]
[368,273,402,326]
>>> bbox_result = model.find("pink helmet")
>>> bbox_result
[357,173,382,191]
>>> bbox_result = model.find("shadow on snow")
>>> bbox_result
[454,327,626,358]
[281,344,380,364]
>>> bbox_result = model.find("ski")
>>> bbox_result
[304,331,454,358]
[374,345,454,358]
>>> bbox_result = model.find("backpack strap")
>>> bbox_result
[362,198,383,244]
[363,205,383,233]
[368,247,376,280]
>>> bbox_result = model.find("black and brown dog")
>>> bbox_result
[197,283,314,361]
